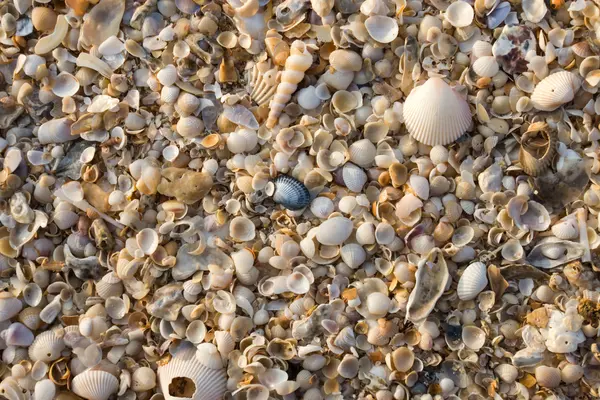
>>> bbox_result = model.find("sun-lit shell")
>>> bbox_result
[551,215,579,240]
[406,248,449,323]
[561,364,584,384]
[364,16,398,43]
[349,139,376,167]
[495,364,518,383]
[530,71,581,111]
[340,244,366,269]
[519,127,557,176]
[445,1,474,28]
[462,325,485,350]
[310,197,334,219]
[472,56,499,78]
[391,347,415,372]
[403,77,472,146]
[535,366,561,388]
[52,72,80,97]
[71,370,119,400]
[29,330,65,362]
[0,295,23,322]
[457,262,488,301]
[339,163,367,193]
[136,228,160,255]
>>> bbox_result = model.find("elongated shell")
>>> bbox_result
[266,41,313,128]
[273,174,311,210]
[531,71,581,111]
[403,77,472,146]
[457,262,488,301]
[72,370,118,400]
[406,248,449,323]
[526,238,585,269]
[519,128,557,176]
[29,330,65,362]
[157,345,227,400]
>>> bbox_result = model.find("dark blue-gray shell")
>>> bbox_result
[273,174,310,210]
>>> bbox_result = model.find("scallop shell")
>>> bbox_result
[71,370,118,400]
[472,56,499,78]
[551,215,579,240]
[495,364,518,383]
[96,272,123,299]
[535,366,561,388]
[29,330,65,362]
[349,139,376,167]
[340,163,367,193]
[519,127,557,176]
[403,77,472,146]
[457,262,488,301]
[364,16,398,43]
[247,62,280,106]
[405,248,449,323]
[526,238,585,269]
[340,244,366,269]
[530,71,581,111]
[157,344,227,400]
[273,174,311,210]
[316,216,353,246]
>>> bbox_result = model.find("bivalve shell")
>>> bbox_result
[349,139,377,167]
[462,325,486,350]
[340,244,366,269]
[531,71,581,111]
[364,16,398,43]
[29,330,65,362]
[551,215,579,240]
[71,370,119,400]
[457,262,488,301]
[329,50,362,72]
[535,366,561,388]
[273,175,311,210]
[316,217,353,246]
[0,295,23,321]
[445,1,474,28]
[340,163,367,192]
[472,56,499,78]
[52,72,80,97]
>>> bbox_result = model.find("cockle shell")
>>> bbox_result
[316,217,353,246]
[535,366,561,388]
[310,197,334,219]
[403,77,472,146]
[472,56,499,78]
[551,215,579,240]
[157,344,227,400]
[406,248,449,323]
[339,163,367,193]
[71,370,119,400]
[29,330,65,362]
[273,174,311,210]
[519,127,557,176]
[531,71,581,111]
[526,238,585,269]
[457,262,488,301]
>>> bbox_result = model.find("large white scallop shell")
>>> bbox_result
[157,344,227,400]
[71,370,119,400]
[457,262,488,301]
[403,77,472,146]
[28,330,65,362]
[530,71,581,111]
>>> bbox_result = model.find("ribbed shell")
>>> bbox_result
[519,129,557,176]
[96,272,123,299]
[551,217,579,240]
[403,77,472,146]
[530,71,581,111]
[0,296,23,321]
[457,262,488,301]
[71,370,119,400]
[341,163,367,192]
[157,346,227,400]
[248,63,280,106]
[273,175,311,210]
[472,56,499,78]
[348,139,376,167]
[29,330,65,362]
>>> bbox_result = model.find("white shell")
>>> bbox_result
[472,56,499,78]
[409,175,429,200]
[176,116,204,138]
[341,163,367,192]
[471,40,493,58]
[286,272,310,294]
[445,1,474,28]
[0,296,23,321]
[157,64,178,86]
[310,197,334,219]
[72,370,119,400]
[495,364,518,383]
[132,367,157,392]
[5,322,34,346]
[229,216,256,242]
[531,71,581,111]
[501,239,524,261]
[522,0,547,23]
[158,345,227,400]
[316,217,353,246]
[364,16,398,43]
[462,325,486,350]
[28,330,65,362]
[340,243,366,269]
[403,77,472,146]
[34,380,55,400]
[551,215,579,240]
[136,228,159,255]
[52,72,80,97]
[98,36,125,56]
[349,139,377,167]
[535,366,561,388]
[457,262,488,301]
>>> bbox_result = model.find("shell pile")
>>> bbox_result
[3,0,600,399]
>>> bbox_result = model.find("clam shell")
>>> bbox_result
[364,16,398,43]
[403,77,472,146]
[0,295,23,321]
[340,163,367,193]
[29,330,65,362]
[457,262,488,301]
[229,216,256,242]
[136,228,159,255]
[5,322,34,347]
[132,367,157,392]
[340,243,366,269]
[462,325,485,350]
[519,128,557,176]
[494,364,518,383]
[535,366,561,388]
[72,370,119,400]
[34,379,56,400]
[316,217,353,246]
[52,72,80,97]
[472,56,499,78]
[176,116,204,138]
[157,344,226,400]
[526,238,585,269]
[531,71,581,111]
[273,174,311,210]
[405,248,449,323]
[329,50,362,72]
[551,215,579,240]
[96,272,123,299]
[349,139,376,167]
[310,197,334,219]
[445,1,474,27]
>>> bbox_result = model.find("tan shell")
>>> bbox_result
[519,125,557,176]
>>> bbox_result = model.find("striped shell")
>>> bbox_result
[28,330,65,362]
[530,71,581,111]
[526,238,585,269]
[403,77,472,146]
[273,174,311,210]
[247,61,280,106]
[339,162,367,193]
[71,370,119,400]
[519,127,557,176]
[551,215,579,240]
[472,56,499,78]
[457,262,488,301]
[157,345,227,400]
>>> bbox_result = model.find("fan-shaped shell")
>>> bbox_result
[273,174,311,210]
[472,56,499,78]
[310,197,334,219]
[52,72,80,97]
[71,370,119,400]
[340,244,366,269]
[535,366,561,388]
[457,262,488,301]
[157,345,227,400]
[349,139,377,167]
[403,77,472,146]
[96,272,123,299]
[462,325,486,350]
[364,16,398,43]
[29,330,65,362]
[531,71,581,111]
[340,163,367,192]
[551,215,579,240]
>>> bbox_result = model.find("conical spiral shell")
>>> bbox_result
[530,71,581,111]
[266,40,313,128]
[519,127,557,176]
[403,77,472,146]
[157,345,227,400]
[71,370,119,400]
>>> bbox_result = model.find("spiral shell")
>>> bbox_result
[266,41,313,128]
[273,174,311,210]
[248,61,280,106]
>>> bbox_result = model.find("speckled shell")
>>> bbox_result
[273,174,311,210]
[403,77,472,146]
[531,71,581,111]
[157,345,227,400]
[71,370,119,400]
[29,330,65,362]
[457,262,488,301]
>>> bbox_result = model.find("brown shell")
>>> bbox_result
[519,125,557,176]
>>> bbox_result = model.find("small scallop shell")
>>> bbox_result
[551,216,579,240]
[462,325,485,350]
[18,307,42,330]
[176,116,204,138]
[445,1,474,28]
[229,216,256,242]
[457,262,488,301]
[530,71,581,111]
[316,216,353,246]
[535,366,561,388]
[471,40,493,58]
[472,56,499,78]
[519,127,557,176]
[310,197,334,219]
[72,370,119,400]
[364,16,398,43]
[340,244,366,269]
[52,72,80,97]
[96,272,123,299]
[29,330,65,362]
[273,175,311,211]
[403,77,472,146]
[176,93,200,114]
[495,364,518,383]
[161,85,180,103]
[349,139,376,167]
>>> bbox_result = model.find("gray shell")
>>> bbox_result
[405,248,449,323]
[526,238,585,269]
[273,174,311,210]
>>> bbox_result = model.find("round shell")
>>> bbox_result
[340,244,366,269]
[0,295,23,321]
[273,175,311,210]
[229,216,256,242]
[316,216,353,246]
[340,163,367,192]
[52,72,80,97]
[551,217,579,240]
[403,77,472,146]
[445,1,474,28]
[472,56,499,78]
[530,71,581,111]
[462,325,486,350]
[71,370,119,400]
[28,330,65,362]
[349,139,377,167]
[457,262,488,301]
[535,366,561,388]
[364,16,398,43]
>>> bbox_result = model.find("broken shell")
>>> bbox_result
[462,325,485,350]
[136,228,160,255]
[457,262,488,301]
[531,71,581,111]
[526,238,585,269]
[71,370,119,400]
[29,330,65,362]
[406,248,449,323]
[519,127,557,176]
[551,215,579,240]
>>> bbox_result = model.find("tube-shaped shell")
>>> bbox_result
[157,345,227,400]
[266,41,313,128]
[457,262,488,301]
[71,370,119,400]
[405,248,449,323]
[403,77,472,146]
[530,71,581,111]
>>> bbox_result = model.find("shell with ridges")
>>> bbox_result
[530,71,581,111]
[457,262,488,301]
[71,369,119,400]
[273,174,311,210]
[29,330,65,362]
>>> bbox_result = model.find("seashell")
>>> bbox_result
[338,354,359,379]
[501,239,524,262]
[96,272,123,299]
[457,262,488,301]
[535,366,561,388]
[52,72,80,98]
[507,196,551,231]
[5,322,34,347]
[157,344,226,400]
[403,77,472,146]
[161,86,180,104]
[522,0,547,23]
[229,216,256,242]
[248,62,280,106]
[38,118,76,144]
[297,86,321,110]
[462,326,485,350]
[364,16,398,43]
[214,331,235,357]
[35,15,69,55]
[273,174,311,210]
[32,7,58,31]
[72,369,119,400]
[23,283,42,307]
[406,248,449,323]
[331,90,359,113]
[18,307,42,331]
[494,364,518,383]
[530,71,581,111]
[132,367,157,392]
[81,0,125,47]
[176,93,200,114]
[0,295,23,322]
[29,330,65,362]
[340,244,366,269]
[34,379,55,400]
[526,238,585,269]
[445,1,474,28]
[392,347,415,372]
[310,197,334,219]
[266,41,313,128]
[471,40,493,58]
[519,127,557,177]
[561,364,584,384]
[551,215,578,240]
[176,116,204,138]
[98,36,125,56]
[348,139,376,167]
[136,228,159,255]
[316,217,353,246]
[329,50,362,72]
[287,272,310,294]
[157,66,178,87]
[472,56,499,78]
[339,163,367,192]
[375,222,395,245]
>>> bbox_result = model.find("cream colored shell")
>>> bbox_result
[530,71,581,111]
